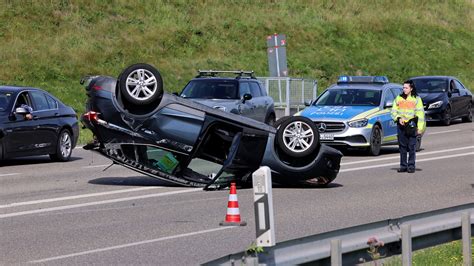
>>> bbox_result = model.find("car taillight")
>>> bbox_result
[92,85,102,91]
[83,111,99,122]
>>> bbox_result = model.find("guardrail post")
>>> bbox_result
[331,239,342,266]
[462,212,472,266]
[402,224,412,266]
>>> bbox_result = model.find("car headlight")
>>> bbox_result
[428,101,443,109]
[348,118,368,128]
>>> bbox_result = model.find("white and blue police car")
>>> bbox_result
[296,76,421,156]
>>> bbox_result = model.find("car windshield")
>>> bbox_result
[181,80,239,99]
[412,79,448,93]
[314,88,381,106]
[0,92,13,112]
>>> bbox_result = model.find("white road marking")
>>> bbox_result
[82,164,113,169]
[0,173,20,177]
[341,146,474,166]
[0,188,201,219]
[340,152,474,173]
[426,129,461,135]
[0,187,161,209]
[29,226,234,263]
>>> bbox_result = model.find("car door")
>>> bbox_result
[238,82,257,120]
[4,91,42,157]
[454,80,471,116]
[29,90,60,154]
[448,79,463,117]
[379,88,397,143]
[249,81,266,122]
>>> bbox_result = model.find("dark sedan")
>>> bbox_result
[0,86,79,161]
[408,76,472,126]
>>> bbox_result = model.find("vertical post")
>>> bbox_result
[300,79,305,112]
[331,239,342,266]
[402,224,412,266]
[462,212,472,266]
[278,79,282,108]
[313,80,318,100]
[285,77,291,116]
[252,166,275,247]
[265,78,269,96]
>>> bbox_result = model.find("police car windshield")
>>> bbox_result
[314,89,381,106]
[181,80,239,99]
[0,92,13,112]
[412,79,447,93]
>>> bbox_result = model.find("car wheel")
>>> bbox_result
[265,113,276,126]
[118,63,164,105]
[461,103,472,123]
[367,125,382,156]
[276,116,319,158]
[442,106,451,126]
[416,135,422,152]
[50,129,73,162]
[273,116,290,129]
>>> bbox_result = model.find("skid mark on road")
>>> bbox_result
[0,187,161,209]
[0,173,20,177]
[340,151,474,173]
[29,226,234,263]
[0,188,201,219]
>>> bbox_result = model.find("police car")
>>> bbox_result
[296,76,422,155]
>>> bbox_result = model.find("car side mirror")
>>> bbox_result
[242,93,252,103]
[384,101,393,108]
[15,107,30,115]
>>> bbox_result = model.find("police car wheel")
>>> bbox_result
[367,125,382,156]
[118,63,164,105]
[276,116,319,158]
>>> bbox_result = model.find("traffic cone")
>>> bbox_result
[220,182,247,226]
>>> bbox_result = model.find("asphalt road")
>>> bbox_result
[1,121,473,265]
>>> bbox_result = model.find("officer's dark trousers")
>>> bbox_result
[397,126,417,170]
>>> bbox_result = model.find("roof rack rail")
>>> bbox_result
[196,70,255,79]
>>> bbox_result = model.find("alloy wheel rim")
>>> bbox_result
[282,121,314,153]
[60,133,72,158]
[126,69,157,101]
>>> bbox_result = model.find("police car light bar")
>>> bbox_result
[337,75,389,84]
[197,70,255,78]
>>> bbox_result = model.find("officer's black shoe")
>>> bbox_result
[407,168,415,173]
[397,168,407,173]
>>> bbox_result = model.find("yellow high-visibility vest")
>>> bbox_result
[391,95,426,133]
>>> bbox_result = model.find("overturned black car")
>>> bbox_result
[81,64,342,189]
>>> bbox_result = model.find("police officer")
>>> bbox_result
[391,80,426,173]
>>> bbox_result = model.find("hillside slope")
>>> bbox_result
[1,1,472,116]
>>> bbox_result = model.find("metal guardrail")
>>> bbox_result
[257,77,317,116]
[205,203,473,265]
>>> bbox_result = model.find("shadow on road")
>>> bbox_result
[0,156,82,167]
[88,176,182,187]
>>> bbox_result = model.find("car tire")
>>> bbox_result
[273,116,290,129]
[118,63,164,105]
[416,135,422,152]
[265,113,276,126]
[50,129,73,162]
[367,125,382,156]
[276,116,319,158]
[442,106,451,126]
[461,103,472,123]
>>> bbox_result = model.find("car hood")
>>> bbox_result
[419,92,446,104]
[299,105,379,121]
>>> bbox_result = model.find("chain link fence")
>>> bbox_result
[257,77,318,117]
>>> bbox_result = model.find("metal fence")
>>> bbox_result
[206,203,473,265]
[257,77,318,116]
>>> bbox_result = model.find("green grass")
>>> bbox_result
[1,0,473,144]
[375,238,473,265]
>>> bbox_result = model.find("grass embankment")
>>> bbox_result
[1,0,473,144]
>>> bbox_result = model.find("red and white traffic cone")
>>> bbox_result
[220,182,247,226]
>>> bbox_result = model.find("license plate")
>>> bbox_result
[320,133,334,140]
